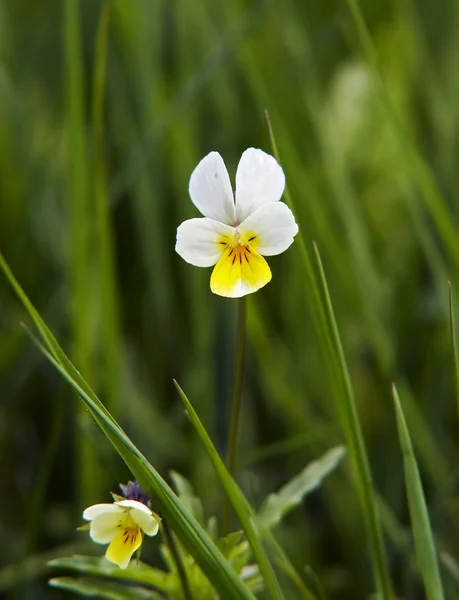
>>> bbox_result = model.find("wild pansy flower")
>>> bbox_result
[82,482,160,569]
[176,148,298,297]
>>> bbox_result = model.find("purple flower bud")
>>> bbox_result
[119,481,151,507]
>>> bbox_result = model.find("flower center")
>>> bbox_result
[121,526,140,545]
[219,229,258,252]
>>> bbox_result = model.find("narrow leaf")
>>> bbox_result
[448,282,459,421]
[48,556,171,592]
[312,242,393,600]
[392,384,445,600]
[258,446,346,530]
[49,577,161,600]
[174,380,285,600]
[170,471,204,525]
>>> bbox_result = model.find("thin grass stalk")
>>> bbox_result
[312,242,393,599]
[223,296,247,534]
[92,5,122,415]
[392,384,445,600]
[161,519,194,600]
[263,111,341,392]
[174,380,285,600]
[64,0,99,506]
[448,282,459,421]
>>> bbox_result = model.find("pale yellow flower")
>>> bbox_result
[82,499,160,569]
[176,148,298,297]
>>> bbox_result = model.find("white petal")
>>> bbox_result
[83,503,123,521]
[114,499,152,514]
[89,512,121,544]
[239,202,298,256]
[189,152,236,224]
[235,148,285,223]
[176,218,235,267]
[131,508,160,536]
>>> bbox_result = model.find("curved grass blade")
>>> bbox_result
[264,531,319,600]
[312,243,393,599]
[263,111,340,388]
[0,253,255,600]
[49,577,161,600]
[48,556,171,592]
[392,384,445,600]
[448,282,459,421]
[303,566,327,600]
[173,380,285,600]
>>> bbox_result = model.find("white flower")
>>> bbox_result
[82,499,161,569]
[176,148,299,298]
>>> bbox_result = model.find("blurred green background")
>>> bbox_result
[1,0,459,597]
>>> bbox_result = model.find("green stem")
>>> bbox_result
[162,518,194,600]
[448,282,459,422]
[223,296,247,534]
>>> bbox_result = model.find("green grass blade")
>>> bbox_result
[92,5,122,415]
[312,242,393,599]
[440,552,459,592]
[0,254,255,600]
[264,111,341,389]
[392,384,445,600]
[173,379,285,600]
[49,577,162,600]
[48,556,171,592]
[303,566,327,600]
[264,531,319,600]
[344,0,459,272]
[64,0,99,506]
[448,282,459,421]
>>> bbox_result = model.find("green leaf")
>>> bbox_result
[257,446,346,530]
[0,252,255,600]
[440,552,459,591]
[49,577,161,599]
[217,531,244,560]
[392,384,445,600]
[303,566,328,600]
[312,243,393,600]
[169,471,204,525]
[174,380,285,600]
[48,556,171,593]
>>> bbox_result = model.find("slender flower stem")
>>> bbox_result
[161,519,193,600]
[222,296,247,534]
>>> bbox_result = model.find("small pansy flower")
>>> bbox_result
[82,482,160,569]
[176,148,299,297]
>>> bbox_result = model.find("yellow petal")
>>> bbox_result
[105,528,142,569]
[210,245,271,298]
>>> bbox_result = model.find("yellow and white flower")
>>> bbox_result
[176,148,299,297]
[82,499,160,569]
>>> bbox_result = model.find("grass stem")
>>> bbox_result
[223,296,247,534]
[161,519,194,600]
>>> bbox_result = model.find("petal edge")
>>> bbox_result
[235,148,285,222]
[239,202,298,256]
[189,152,236,224]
